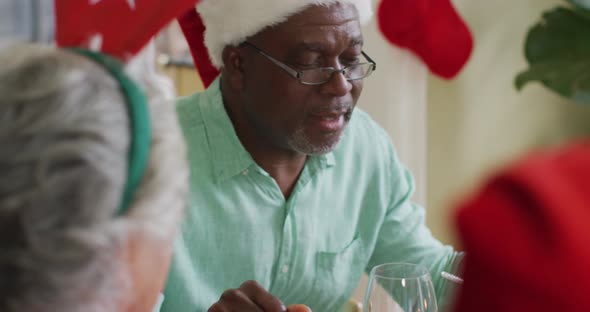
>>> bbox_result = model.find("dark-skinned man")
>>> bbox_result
[162,1,463,311]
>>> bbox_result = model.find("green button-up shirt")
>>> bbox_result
[162,78,462,311]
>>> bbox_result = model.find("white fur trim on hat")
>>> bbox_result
[197,0,373,68]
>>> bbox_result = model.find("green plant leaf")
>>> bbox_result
[568,0,590,11]
[516,61,590,101]
[516,6,590,104]
[567,0,590,20]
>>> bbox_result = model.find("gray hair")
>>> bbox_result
[0,43,188,311]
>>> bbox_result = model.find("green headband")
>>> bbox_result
[69,48,151,215]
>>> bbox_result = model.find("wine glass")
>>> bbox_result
[363,263,438,312]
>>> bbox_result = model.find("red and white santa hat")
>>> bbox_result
[178,0,372,87]
[196,0,372,69]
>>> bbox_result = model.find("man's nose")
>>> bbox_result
[320,69,353,96]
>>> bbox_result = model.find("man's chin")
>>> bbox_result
[296,135,342,156]
[288,120,350,155]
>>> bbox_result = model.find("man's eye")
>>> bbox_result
[300,64,319,68]
[290,55,322,68]
[342,57,361,66]
[294,62,321,69]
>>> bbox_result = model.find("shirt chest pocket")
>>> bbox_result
[312,233,366,310]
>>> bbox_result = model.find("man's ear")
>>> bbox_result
[221,46,245,90]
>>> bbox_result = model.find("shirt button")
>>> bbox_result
[241,169,249,176]
[281,265,289,273]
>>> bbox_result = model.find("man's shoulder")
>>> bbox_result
[175,91,208,128]
[176,91,204,115]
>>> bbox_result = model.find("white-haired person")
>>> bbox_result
[0,43,188,312]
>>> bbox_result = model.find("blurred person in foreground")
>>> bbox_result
[163,0,464,311]
[0,42,188,312]
[454,141,590,312]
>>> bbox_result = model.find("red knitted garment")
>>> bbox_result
[455,141,590,312]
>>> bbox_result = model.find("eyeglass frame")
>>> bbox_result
[241,41,377,86]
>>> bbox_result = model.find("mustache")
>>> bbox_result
[308,102,355,115]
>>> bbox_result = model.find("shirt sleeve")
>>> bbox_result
[365,141,464,307]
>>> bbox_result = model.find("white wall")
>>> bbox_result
[358,0,590,247]
[352,0,431,303]
[359,6,429,207]
[353,0,590,304]
[426,0,590,246]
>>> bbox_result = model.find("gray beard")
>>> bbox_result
[285,121,346,156]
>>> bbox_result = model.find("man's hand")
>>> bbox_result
[286,304,312,312]
[207,280,286,312]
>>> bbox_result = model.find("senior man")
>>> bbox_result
[164,0,464,311]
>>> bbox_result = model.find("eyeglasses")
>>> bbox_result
[242,42,377,86]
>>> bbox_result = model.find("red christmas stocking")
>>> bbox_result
[377,0,473,79]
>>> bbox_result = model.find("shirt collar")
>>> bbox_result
[202,77,336,183]
[202,78,256,182]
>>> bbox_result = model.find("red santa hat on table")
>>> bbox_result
[178,0,473,87]
[454,141,590,312]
